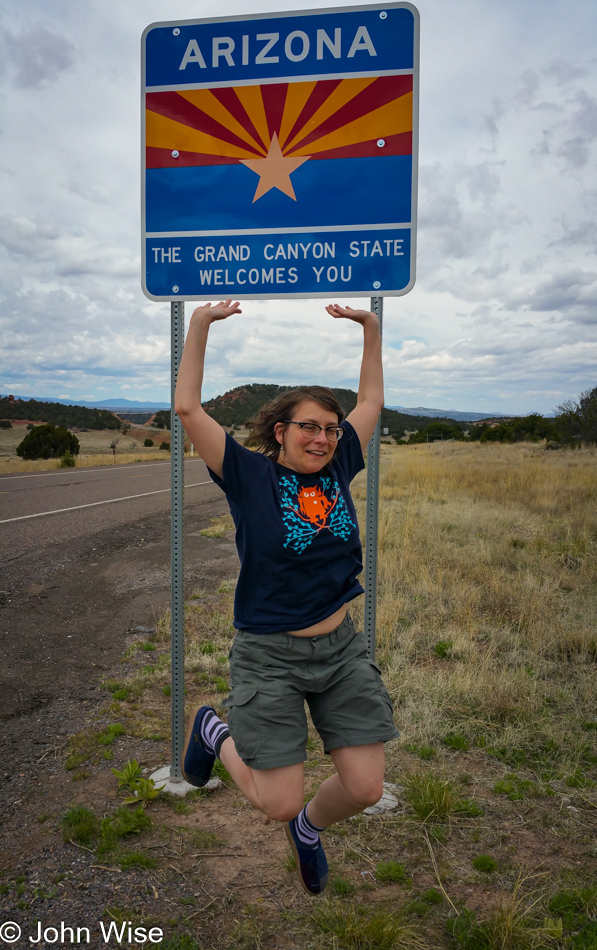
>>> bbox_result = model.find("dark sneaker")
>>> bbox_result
[181,705,216,787]
[285,818,329,895]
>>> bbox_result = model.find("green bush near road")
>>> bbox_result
[16,424,80,460]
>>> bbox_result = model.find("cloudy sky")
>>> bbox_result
[1,0,595,414]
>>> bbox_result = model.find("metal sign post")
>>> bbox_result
[170,301,185,781]
[364,296,383,661]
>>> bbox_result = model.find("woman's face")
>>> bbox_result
[274,398,340,475]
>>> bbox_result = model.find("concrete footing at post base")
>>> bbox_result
[150,765,222,796]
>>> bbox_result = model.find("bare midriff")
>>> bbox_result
[288,603,347,638]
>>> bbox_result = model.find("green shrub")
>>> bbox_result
[312,904,426,949]
[117,851,158,870]
[98,805,151,855]
[331,875,356,895]
[160,441,171,451]
[16,424,79,460]
[473,855,497,873]
[375,860,410,884]
[59,450,76,467]
[493,773,539,800]
[62,806,99,846]
[159,938,201,950]
[97,724,126,746]
[455,798,484,817]
[434,639,453,659]
[403,773,461,821]
[144,438,154,447]
[421,888,443,905]
[443,733,471,751]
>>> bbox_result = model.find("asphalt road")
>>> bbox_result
[0,458,222,563]
[0,456,235,724]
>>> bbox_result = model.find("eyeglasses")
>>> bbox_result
[282,420,344,442]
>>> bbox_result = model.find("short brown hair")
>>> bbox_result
[245,386,344,458]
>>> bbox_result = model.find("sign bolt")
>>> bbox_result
[377,139,385,148]
[172,285,180,293]
[171,150,180,159]
[380,11,388,19]
[373,281,381,289]
[173,28,180,36]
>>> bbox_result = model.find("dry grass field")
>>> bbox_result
[0,422,173,473]
[56,441,596,949]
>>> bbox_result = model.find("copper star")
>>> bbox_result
[240,132,310,203]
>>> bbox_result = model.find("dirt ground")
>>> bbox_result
[1,452,596,948]
[0,492,359,949]
[0,492,265,935]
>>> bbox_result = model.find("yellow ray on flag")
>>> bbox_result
[284,77,376,153]
[277,81,317,149]
[178,90,267,155]
[146,110,259,159]
[290,93,413,156]
[234,85,271,150]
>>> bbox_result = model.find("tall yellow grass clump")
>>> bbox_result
[352,442,597,772]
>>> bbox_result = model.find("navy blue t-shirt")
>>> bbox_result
[208,421,365,633]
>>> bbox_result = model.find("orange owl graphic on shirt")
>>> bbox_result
[279,475,356,553]
[297,485,336,526]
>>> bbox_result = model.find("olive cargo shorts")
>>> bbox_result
[222,614,399,770]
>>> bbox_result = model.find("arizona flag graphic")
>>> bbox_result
[145,76,413,231]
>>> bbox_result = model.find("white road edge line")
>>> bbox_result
[0,481,213,524]
[0,459,205,481]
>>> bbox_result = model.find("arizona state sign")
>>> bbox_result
[142,4,419,300]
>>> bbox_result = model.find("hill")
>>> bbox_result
[201,384,467,441]
[0,397,121,431]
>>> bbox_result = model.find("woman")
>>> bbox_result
[174,299,398,896]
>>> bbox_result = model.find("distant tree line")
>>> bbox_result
[405,420,467,443]
[404,387,596,446]
[0,397,121,430]
[138,383,597,447]
[467,414,555,444]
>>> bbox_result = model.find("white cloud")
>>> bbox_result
[0,0,595,414]
[0,25,76,88]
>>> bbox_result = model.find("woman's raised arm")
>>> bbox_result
[325,304,384,451]
[174,300,241,479]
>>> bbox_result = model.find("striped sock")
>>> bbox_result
[294,803,326,849]
[200,709,230,759]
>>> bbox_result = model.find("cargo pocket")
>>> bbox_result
[368,659,396,719]
[222,685,259,761]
